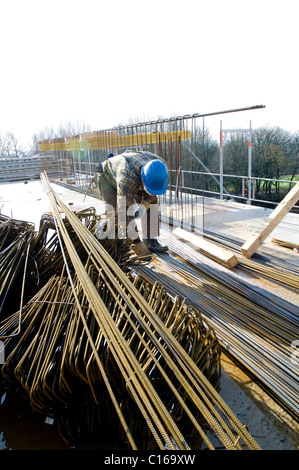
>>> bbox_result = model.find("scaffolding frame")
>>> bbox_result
[220,120,253,203]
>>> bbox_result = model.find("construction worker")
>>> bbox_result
[96,149,169,259]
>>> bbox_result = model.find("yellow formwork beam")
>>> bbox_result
[38,130,191,152]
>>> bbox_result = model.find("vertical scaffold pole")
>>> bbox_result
[247,120,252,205]
[220,120,224,200]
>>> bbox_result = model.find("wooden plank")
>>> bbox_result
[241,181,299,258]
[172,227,238,269]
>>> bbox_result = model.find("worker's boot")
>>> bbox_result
[131,241,153,262]
[94,220,108,239]
[143,238,168,253]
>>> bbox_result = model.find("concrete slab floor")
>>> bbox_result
[0,179,298,450]
[0,179,106,230]
[201,198,299,245]
[218,353,298,450]
[1,179,299,245]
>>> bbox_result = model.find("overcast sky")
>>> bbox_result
[1,0,298,148]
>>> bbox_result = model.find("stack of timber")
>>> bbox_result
[0,173,261,450]
[0,154,60,182]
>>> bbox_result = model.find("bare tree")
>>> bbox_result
[30,127,56,154]
[31,120,92,154]
[0,131,26,157]
[0,132,10,156]
[55,120,92,138]
[263,143,288,195]
[287,132,299,189]
[251,126,292,199]
[223,133,249,195]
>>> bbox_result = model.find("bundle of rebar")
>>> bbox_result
[272,238,299,252]
[142,234,299,421]
[0,173,261,450]
[33,207,137,285]
[203,229,299,291]
[0,271,221,448]
[0,215,35,322]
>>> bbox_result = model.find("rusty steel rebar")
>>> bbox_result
[0,174,263,450]
[37,172,261,449]
[139,233,299,421]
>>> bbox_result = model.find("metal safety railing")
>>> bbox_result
[7,106,295,232]
[33,106,271,231]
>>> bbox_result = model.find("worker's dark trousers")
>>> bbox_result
[97,173,159,240]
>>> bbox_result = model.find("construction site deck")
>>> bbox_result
[0,177,298,451]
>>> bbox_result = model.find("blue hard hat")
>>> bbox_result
[141,160,169,195]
